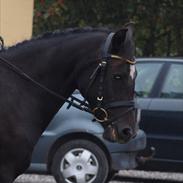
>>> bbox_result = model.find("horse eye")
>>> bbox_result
[113,74,122,80]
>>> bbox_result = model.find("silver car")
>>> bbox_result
[28,93,146,183]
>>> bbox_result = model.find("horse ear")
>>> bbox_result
[124,22,135,44]
[110,28,127,54]
[123,22,135,57]
[110,22,135,54]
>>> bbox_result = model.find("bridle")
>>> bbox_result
[83,32,136,125]
[0,32,136,126]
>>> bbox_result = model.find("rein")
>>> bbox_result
[0,55,91,113]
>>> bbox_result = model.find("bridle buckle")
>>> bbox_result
[92,107,108,123]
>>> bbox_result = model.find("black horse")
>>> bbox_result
[0,23,137,183]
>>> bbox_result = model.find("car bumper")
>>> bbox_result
[101,129,146,170]
[102,130,146,153]
[111,152,138,170]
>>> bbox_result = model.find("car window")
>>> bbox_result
[135,62,163,98]
[160,63,183,99]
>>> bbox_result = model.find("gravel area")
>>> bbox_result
[14,170,183,183]
[14,174,55,183]
[118,170,183,182]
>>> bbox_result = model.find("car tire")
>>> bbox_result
[51,139,109,183]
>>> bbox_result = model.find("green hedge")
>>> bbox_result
[33,0,183,57]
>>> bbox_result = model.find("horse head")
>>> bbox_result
[77,23,138,143]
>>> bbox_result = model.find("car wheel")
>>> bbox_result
[51,139,109,183]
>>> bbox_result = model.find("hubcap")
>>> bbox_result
[60,148,99,183]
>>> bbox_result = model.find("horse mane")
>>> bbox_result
[2,27,111,52]
[36,27,110,40]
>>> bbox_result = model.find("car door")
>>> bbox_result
[147,62,183,162]
[135,60,167,161]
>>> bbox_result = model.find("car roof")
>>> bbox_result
[136,57,183,63]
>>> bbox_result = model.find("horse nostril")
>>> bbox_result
[121,128,133,140]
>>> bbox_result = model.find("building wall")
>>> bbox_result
[0,0,34,46]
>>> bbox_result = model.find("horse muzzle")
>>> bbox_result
[103,125,134,144]
[103,125,118,142]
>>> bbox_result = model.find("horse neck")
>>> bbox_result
[2,32,106,101]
